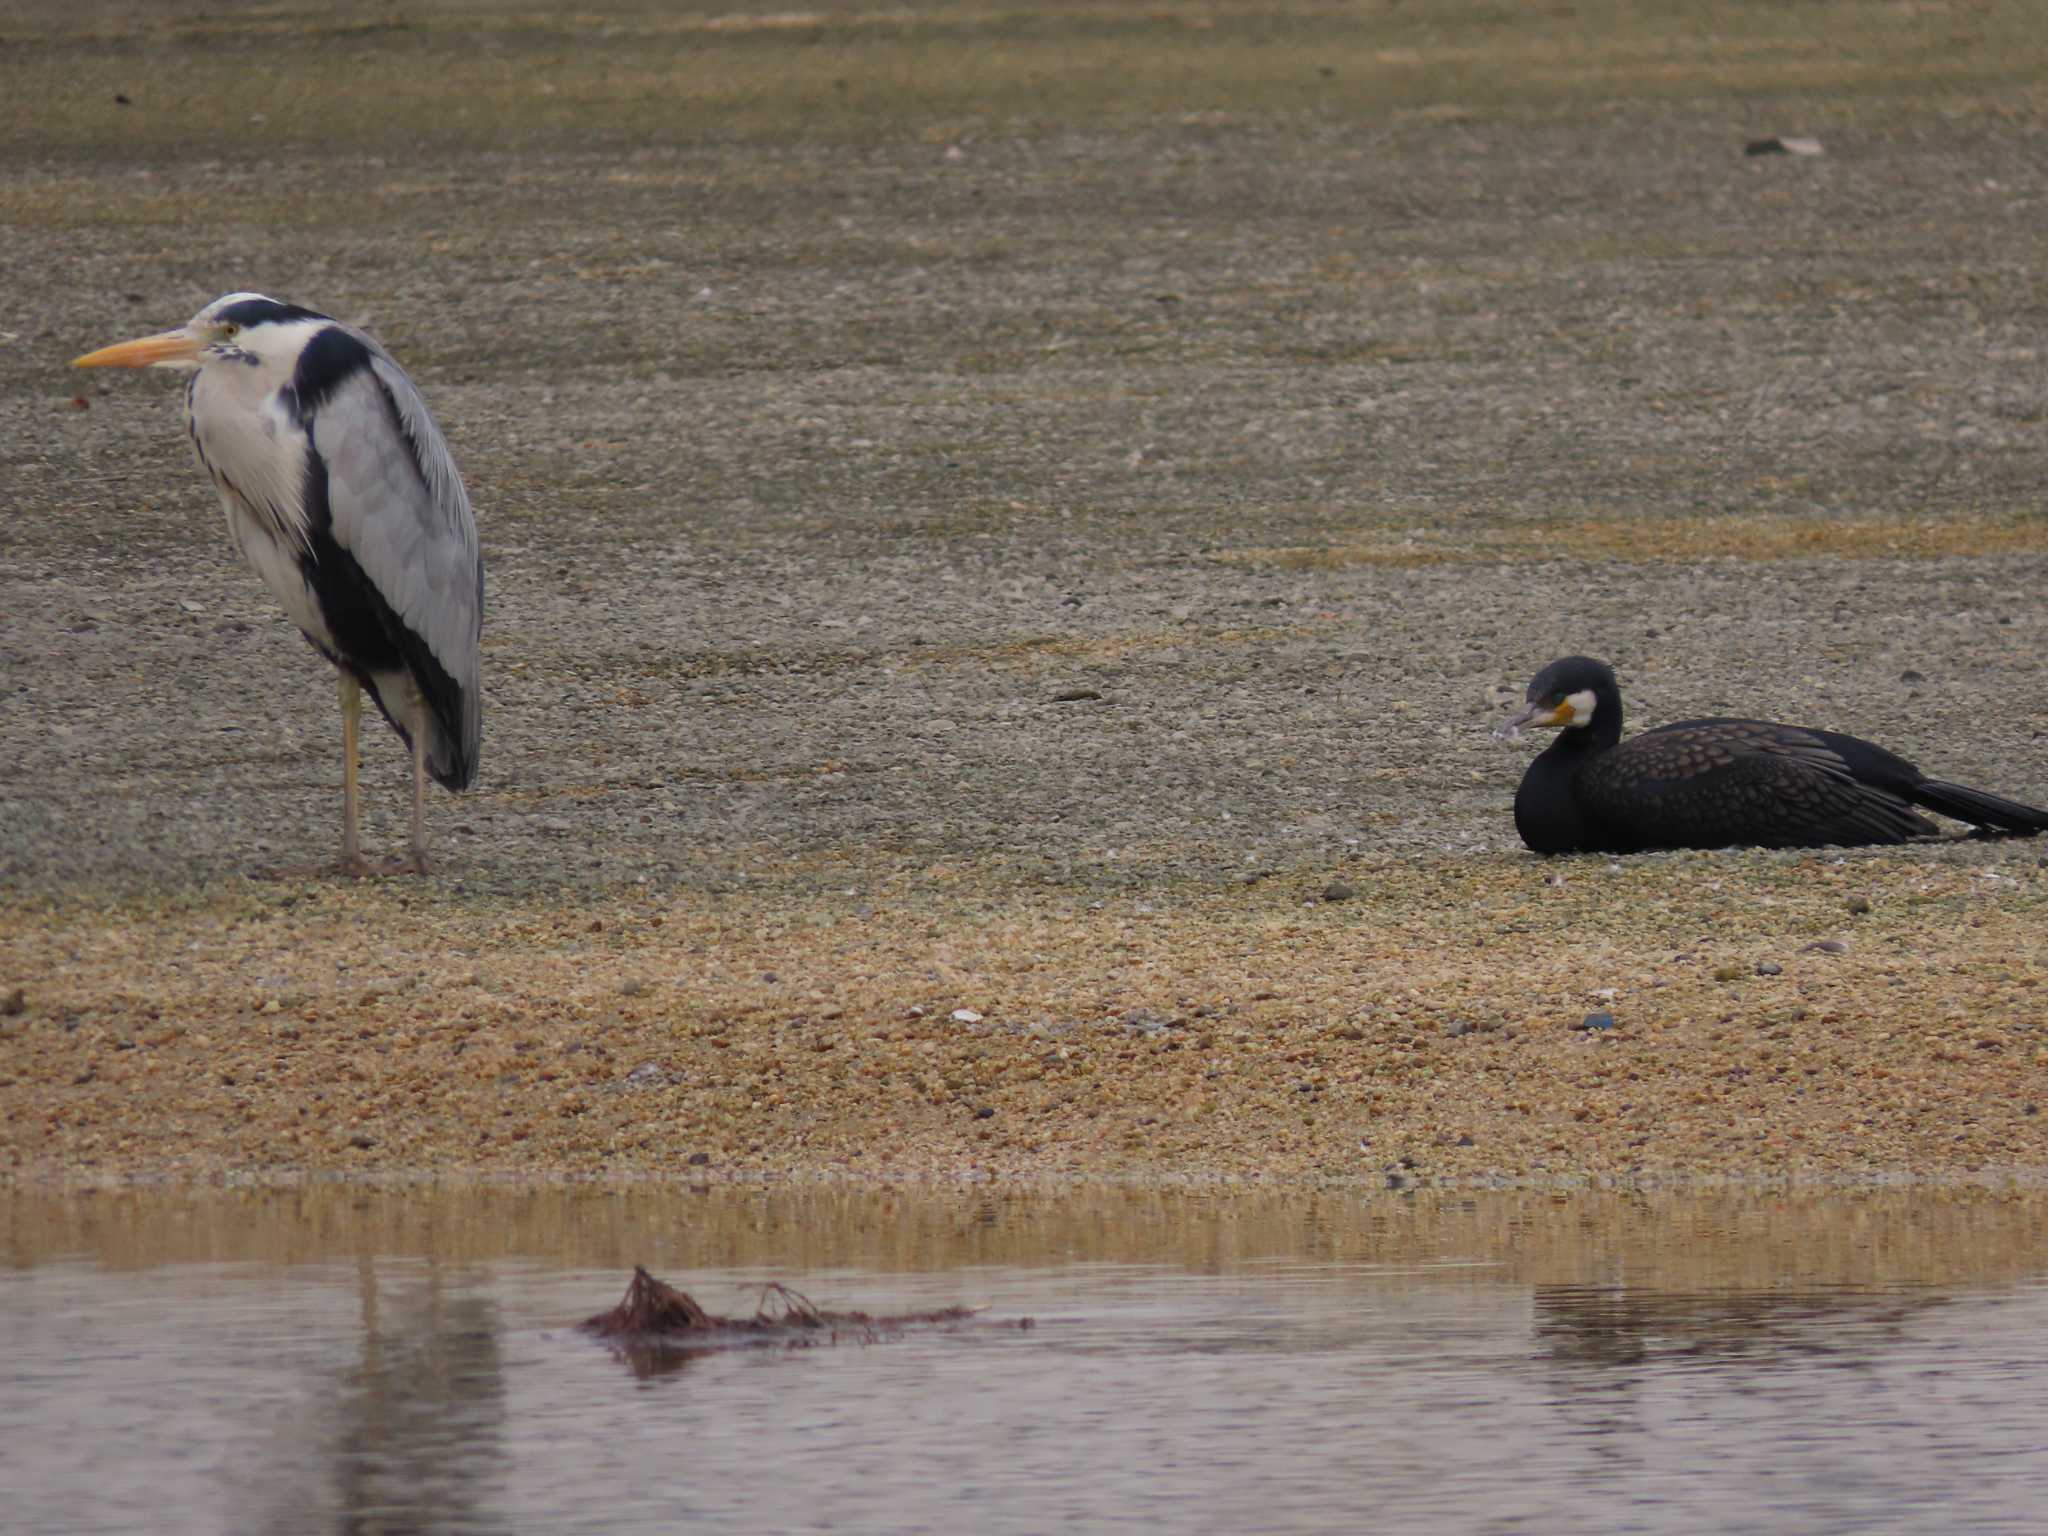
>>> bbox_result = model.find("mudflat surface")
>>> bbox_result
[3,0,2047,1185]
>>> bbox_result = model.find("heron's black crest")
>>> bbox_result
[212,296,331,332]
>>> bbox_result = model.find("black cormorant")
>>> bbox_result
[1498,656,2048,854]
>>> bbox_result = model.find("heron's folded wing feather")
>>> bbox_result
[309,359,482,697]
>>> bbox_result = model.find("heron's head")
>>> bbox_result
[1495,656,1617,740]
[73,293,332,374]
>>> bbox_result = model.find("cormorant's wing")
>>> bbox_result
[1586,721,1935,849]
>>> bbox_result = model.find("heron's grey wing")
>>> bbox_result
[1589,722,1934,848]
[309,351,483,769]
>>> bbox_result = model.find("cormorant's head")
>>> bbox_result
[73,292,333,375]
[1495,655,1616,739]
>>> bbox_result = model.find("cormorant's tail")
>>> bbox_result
[1913,780,2048,836]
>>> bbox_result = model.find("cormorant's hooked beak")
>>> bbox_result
[1494,697,1574,741]
[72,328,204,370]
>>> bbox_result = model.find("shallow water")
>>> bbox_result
[4,1187,2046,1534]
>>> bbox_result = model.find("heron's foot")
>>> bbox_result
[252,859,342,882]
[349,852,429,878]
[251,854,427,881]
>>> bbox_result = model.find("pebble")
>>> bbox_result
[1745,135,1825,157]
[0,988,24,1017]
[950,1008,984,1024]
[1805,939,1849,954]
[1322,880,1356,903]
[1755,961,1784,976]
[1847,896,1873,915]
[1577,1012,1618,1032]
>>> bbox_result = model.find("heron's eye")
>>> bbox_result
[219,322,241,341]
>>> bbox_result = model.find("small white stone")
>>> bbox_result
[950,1008,984,1024]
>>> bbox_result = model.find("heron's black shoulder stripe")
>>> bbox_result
[284,324,378,421]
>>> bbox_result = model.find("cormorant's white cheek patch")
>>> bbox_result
[1564,688,1598,728]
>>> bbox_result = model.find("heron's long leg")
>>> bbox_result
[408,721,430,873]
[341,673,363,868]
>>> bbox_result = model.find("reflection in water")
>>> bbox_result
[221,1260,508,1536]
[1533,1283,1933,1369]
[3,1188,2047,1535]
[330,1261,506,1534]
[9,1186,2048,1291]
[1527,1281,1951,1459]
[598,1329,722,1382]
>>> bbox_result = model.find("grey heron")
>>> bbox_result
[75,293,483,876]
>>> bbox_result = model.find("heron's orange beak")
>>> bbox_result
[72,329,203,369]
